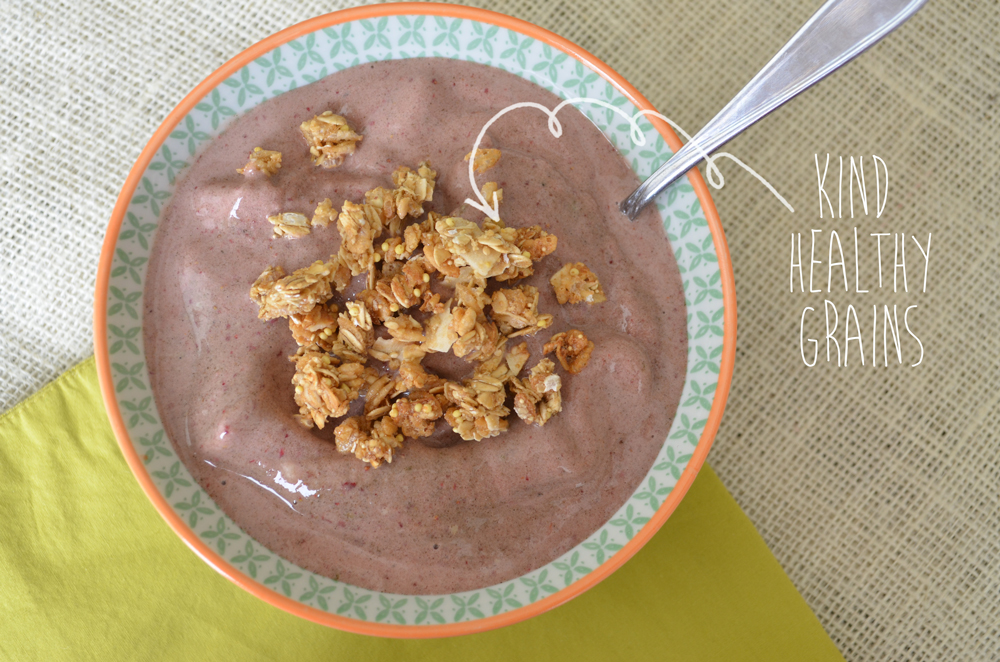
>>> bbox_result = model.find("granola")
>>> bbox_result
[451,316,501,362]
[290,347,366,429]
[248,142,608,467]
[311,198,337,227]
[268,212,311,239]
[431,215,530,280]
[391,162,437,219]
[250,260,335,321]
[490,285,554,337]
[364,257,434,319]
[443,378,510,442]
[326,338,368,364]
[489,219,553,282]
[363,374,396,420]
[237,147,282,176]
[422,309,460,354]
[513,226,557,260]
[397,359,443,392]
[338,300,375,355]
[392,390,443,438]
[383,314,424,343]
[337,200,383,276]
[550,262,607,305]
[368,337,427,364]
[511,359,563,427]
[288,303,339,350]
[543,329,595,374]
[474,341,530,384]
[464,148,501,173]
[329,254,353,293]
[334,416,402,467]
[333,165,438,279]
[300,111,362,168]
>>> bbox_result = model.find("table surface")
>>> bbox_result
[2,1,998,660]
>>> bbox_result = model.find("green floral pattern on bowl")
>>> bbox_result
[104,14,723,626]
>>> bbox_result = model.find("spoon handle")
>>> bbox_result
[620,0,927,220]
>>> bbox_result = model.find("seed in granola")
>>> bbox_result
[300,111,362,168]
[237,147,282,176]
[550,262,607,305]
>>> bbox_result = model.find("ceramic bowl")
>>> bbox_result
[94,3,735,637]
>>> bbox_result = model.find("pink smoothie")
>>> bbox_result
[144,58,687,594]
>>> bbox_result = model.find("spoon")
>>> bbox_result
[619,0,927,220]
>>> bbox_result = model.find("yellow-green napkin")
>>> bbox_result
[0,357,844,661]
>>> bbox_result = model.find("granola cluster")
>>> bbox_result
[237,147,282,176]
[465,148,501,173]
[543,329,595,374]
[550,262,607,305]
[289,347,368,428]
[300,111,363,168]
[268,212,311,239]
[511,359,562,427]
[248,132,607,467]
[250,261,334,321]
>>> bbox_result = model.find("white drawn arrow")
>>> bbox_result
[464,97,794,218]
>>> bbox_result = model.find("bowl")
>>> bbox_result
[94,2,735,637]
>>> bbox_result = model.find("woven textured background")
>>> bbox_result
[2,0,997,659]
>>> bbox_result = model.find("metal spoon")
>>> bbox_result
[620,0,927,220]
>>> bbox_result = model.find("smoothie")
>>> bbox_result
[143,58,687,594]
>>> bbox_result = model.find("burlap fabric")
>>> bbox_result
[2,0,997,659]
